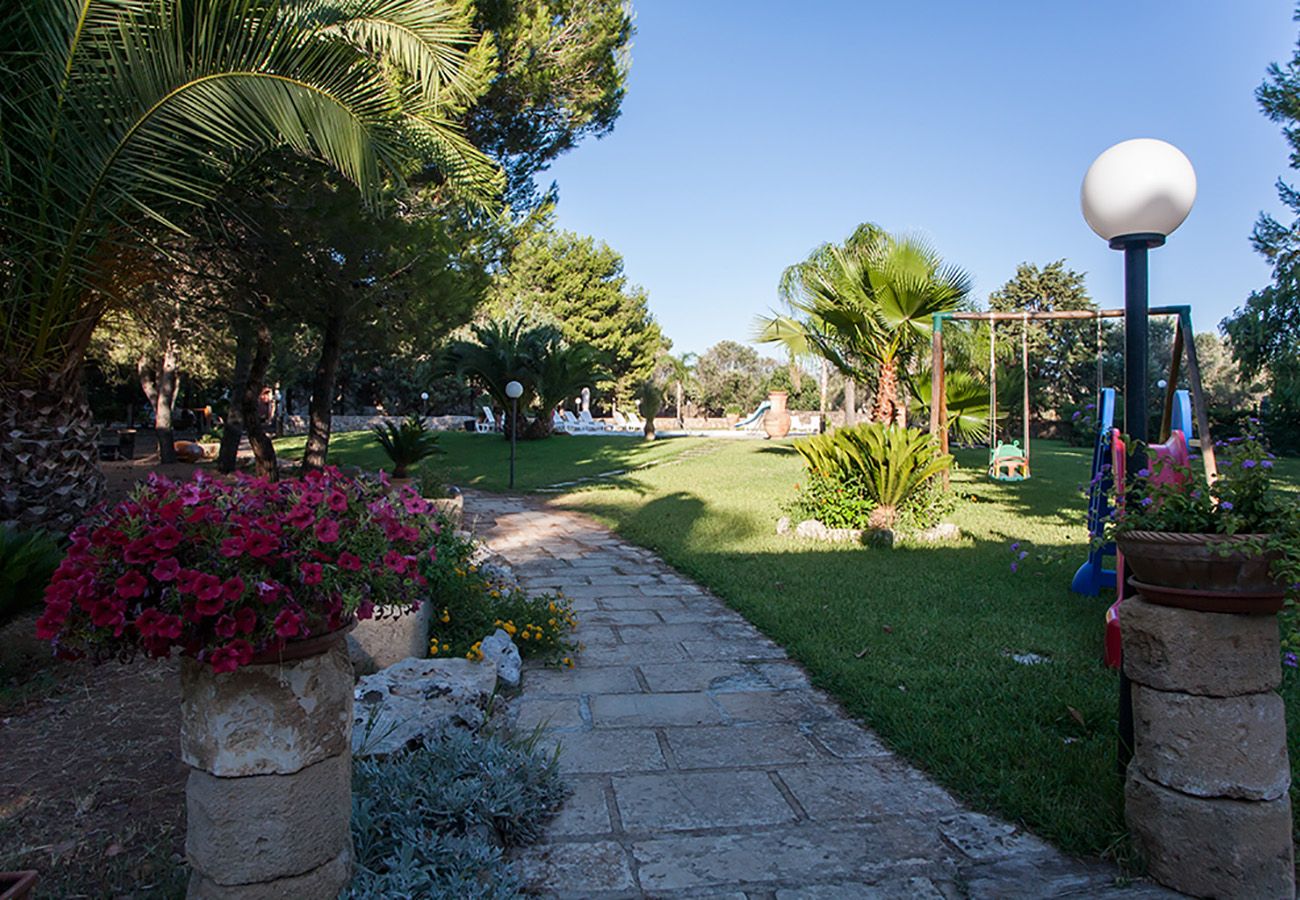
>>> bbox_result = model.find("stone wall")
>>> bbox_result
[282,414,475,436]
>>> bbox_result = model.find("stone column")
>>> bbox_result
[1121,596,1295,898]
[180,641,355,898]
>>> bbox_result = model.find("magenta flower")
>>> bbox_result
[152,557,180,582]
[314,518,341,544]
[115,570,148,600]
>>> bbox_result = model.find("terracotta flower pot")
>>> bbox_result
[180,624,355,896]
[764,391,792,439]
[1117,530,1285,614]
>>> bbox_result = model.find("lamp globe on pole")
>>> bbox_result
[505,380,523,489]
[1081,138,1195,775]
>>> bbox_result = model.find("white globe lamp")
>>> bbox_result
[505,380,523,489]
[1081,138,1196,249]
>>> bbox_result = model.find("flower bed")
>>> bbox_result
[37,469,441,671]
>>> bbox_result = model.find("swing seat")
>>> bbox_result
[988,440,1030,482]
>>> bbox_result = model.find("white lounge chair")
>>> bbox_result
[623,410,646,432]
[611,410,630,430]
[578,410,609,432]
[476,407,498,434]
[561,411,589,433]
[552,411,569,433]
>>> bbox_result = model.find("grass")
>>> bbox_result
[283,427,1300,859]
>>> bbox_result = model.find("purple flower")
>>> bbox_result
[1285,652,1297,669]
[1241,459,1257,469]
[1009,562,1018,573]
[1010,542,1020,552]
[1221,501,1234,511]
[1018,551,1028,560]
[1140,497,1154,507]
[1137,468,1151,478]
[1262,460,1274,469]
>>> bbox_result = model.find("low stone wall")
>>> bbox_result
[282,414,474,436]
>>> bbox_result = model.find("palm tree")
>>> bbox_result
[0,0,499,531]
[763,225,970,425]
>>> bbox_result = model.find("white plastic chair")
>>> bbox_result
[561,411,587,433]
[552,411,569,433]
[476,407,497,433]
[623,411,645,432]
[611,410,630,430]
[578,410,609,432]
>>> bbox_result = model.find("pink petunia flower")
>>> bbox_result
[314,518,341,544]
[115,570,148,600]
[152,557,181,582]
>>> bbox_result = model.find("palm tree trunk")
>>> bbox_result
[218,319,253,474]
[844,380,857,427]
[302,311,344,471]
[242,318,277,479]
[0,374,105,534]
[873,359,899,423]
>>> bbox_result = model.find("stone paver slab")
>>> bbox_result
[665,723,823,769]
[516,840,637,894]
[612,771,796,832]
[543,728,667,774]
[681,639,787,661]
[638,661,764,694]
[548,777,613,837]
[579,609,664,627]
[777,762,959,821]
[515,698,586,732]
[715,690,837,724]
[579,641,689,666]
[807,720,893,759]
[590,692,722,728]
[525,666,641,696]
[775,876,949,899]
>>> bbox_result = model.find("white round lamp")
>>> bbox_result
[505,380,523,488]
[505,381,523,399]
[1081,138,1196,248]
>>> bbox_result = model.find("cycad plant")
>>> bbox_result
[372,415,442,479]
[793,423,952,529]
[0,0,499,532]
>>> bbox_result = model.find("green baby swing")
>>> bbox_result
[987,313,1030,482]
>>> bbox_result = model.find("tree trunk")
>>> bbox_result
[302,312,344,471]
[218,319,253,473]
[139,342,181,464]
[873,359,899,423]
[819,359,829,431]
[242,318,277,479]
[844,379,858,428]
[1,374,105,535]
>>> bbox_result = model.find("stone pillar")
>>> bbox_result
[180,641,354,898]
[348,602,432,675]
[1121,596,1295,898]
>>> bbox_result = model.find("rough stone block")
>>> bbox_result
[1125,769,1295,899]
[1132,684,1290,801]
[180,642,353,776]
[348,602,431,674]
[186,752,352,886]
[352,657,499,757]
[186,844,352,899]
[1121,597,1281,696]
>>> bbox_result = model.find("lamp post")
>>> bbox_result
[420,391,429,417]
[1081,137,1196,773]
[506,380,523,489]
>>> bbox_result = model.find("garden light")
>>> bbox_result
[506,380,523,488]
[1081,137,1195,775]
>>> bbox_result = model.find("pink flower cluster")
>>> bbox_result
[38,468,443,672]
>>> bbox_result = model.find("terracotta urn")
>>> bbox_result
[764,391,792,439]
[180,625,356,897]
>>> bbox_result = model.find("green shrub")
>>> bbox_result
[0,528,62,628]
[785,470,874,529]
[372,415,441,478]
[349,730,566,898]
[790,423,953,530]
[421,531,578,667]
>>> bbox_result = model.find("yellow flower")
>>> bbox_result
[441,643,450,652]
[440,609,450,623]
[563,657,574,668]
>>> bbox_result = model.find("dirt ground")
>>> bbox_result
[1,451,219,897]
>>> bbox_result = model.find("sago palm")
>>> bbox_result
[0,0,499,531]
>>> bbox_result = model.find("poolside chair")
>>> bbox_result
[552,411,569,433]
[611,410,630,430]
[578,410,609,432]
[561,411,589,434]
[623,410,646,432]
[476,407,498,434]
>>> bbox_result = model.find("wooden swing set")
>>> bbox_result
[927,305,1218,483]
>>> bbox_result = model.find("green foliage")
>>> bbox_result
[792,424,953,529]
[763,224,971,422]
[486,225,663,405]
[442,317,602,437]
[0,529,62,628]
[1222,16,1300,451]
[636,381,664,421]
[349,731,566,897]
[421,531,579,665]
[784,470,876,530]
[694,341,774,415]
[372,416,442,478]
[0,0,499,387]
[467,0,633,208]
[910,370,996,445]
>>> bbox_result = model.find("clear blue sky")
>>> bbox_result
[543,1,1297,357]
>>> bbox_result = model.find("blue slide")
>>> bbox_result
[733,400,771,428]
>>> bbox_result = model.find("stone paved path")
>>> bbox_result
[465,492,1177,900]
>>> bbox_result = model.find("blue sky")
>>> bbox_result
[542,1,1298,357]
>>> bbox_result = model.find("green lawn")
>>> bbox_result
[282,427,1300,859]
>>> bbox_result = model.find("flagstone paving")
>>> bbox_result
[464,491,1178,899]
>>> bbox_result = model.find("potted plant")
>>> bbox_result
[1108,427,1300,614]
[35,468,441,895]
[372,414,442,482]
